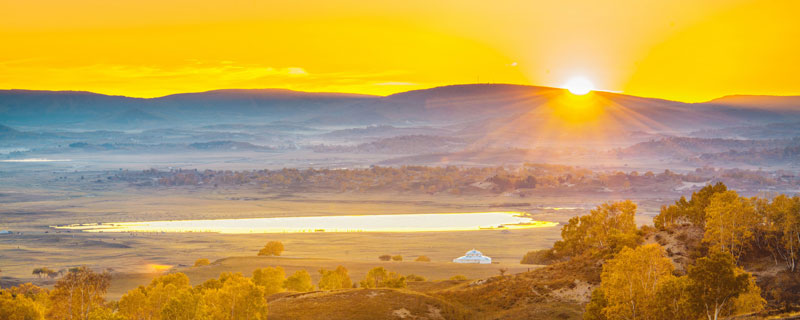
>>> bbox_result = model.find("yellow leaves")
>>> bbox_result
[119,273,192,320]
[599,244,675,320]
[318,266,352,291]
[257,241,285,256]
[46,267,111,320]
[252,266,287,295]
[284,270,314,292]
[554,200,641,257]
[703,190,759,260]
[193,259,211,267]
[199,273,268,320]
[0,290,44,320]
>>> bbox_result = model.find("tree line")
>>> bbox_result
[0,262,422,320]
[107,164,796,194]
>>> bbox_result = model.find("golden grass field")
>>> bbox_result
[0,181,663,299]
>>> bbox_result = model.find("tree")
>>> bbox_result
[193,259,210,267]
[414,255,430,262]
[597,244,675,320]
[284,270,314,292]
[654,276,694,320]
[252,267,286,295]
[757,195,800,271]
[46,266,111,320]
[0,289,44,320]
[584,289,607,320]
[318,266,352,290]
[257,241,284,256]
[119,272,192,320]
[654,182,727,229]
[199,273,268,320]
[703,191,759,261]
[160,289,202,320]
[553,201,641,257]
[687,251,751,320]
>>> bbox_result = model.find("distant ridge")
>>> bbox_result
[2,84,800,130]
[704,95,800,109]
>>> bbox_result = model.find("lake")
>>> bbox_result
[54,212,558,234]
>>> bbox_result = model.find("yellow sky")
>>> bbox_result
[1,0,798,101]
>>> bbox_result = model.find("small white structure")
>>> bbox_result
[453,249,492,264]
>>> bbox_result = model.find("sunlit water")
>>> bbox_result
[54,212,558,234]
[1,158,71,162]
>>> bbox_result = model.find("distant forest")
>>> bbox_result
[107,164,799,195]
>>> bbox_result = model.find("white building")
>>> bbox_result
[453,249,492,264]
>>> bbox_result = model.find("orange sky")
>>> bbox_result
[1,0,798,101]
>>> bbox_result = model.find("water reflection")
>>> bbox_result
[54,212,558,234]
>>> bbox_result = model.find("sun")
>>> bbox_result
[563,77,594,95]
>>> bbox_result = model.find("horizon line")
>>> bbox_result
[1,83,798,104]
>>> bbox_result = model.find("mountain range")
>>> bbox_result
[1,84,798,135]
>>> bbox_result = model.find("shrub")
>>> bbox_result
[359,267,407,288]
[391,255,403,261]
[405,274,426,281]
[378,255,391,261]
[258,241,284,256]
[415,255,431,262]
[194,258,210,267]
[450,275,468,281]
[520,249,558,265]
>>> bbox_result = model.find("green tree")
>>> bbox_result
[284,270,314,292]
[257,241,285,256]
[654,276,694,320]
[687,251,751,320]
[252,267,286,295]
[583,289,607,320]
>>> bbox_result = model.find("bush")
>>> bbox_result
[450,275,468,281]
[391,255,403,261]
[258,241,284,256]
[193,258,210,267]
[359,267,407,288]
[520,249,558,265]
[378,255,391,261]
[405,274,426,281]
[415,255,431,262]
